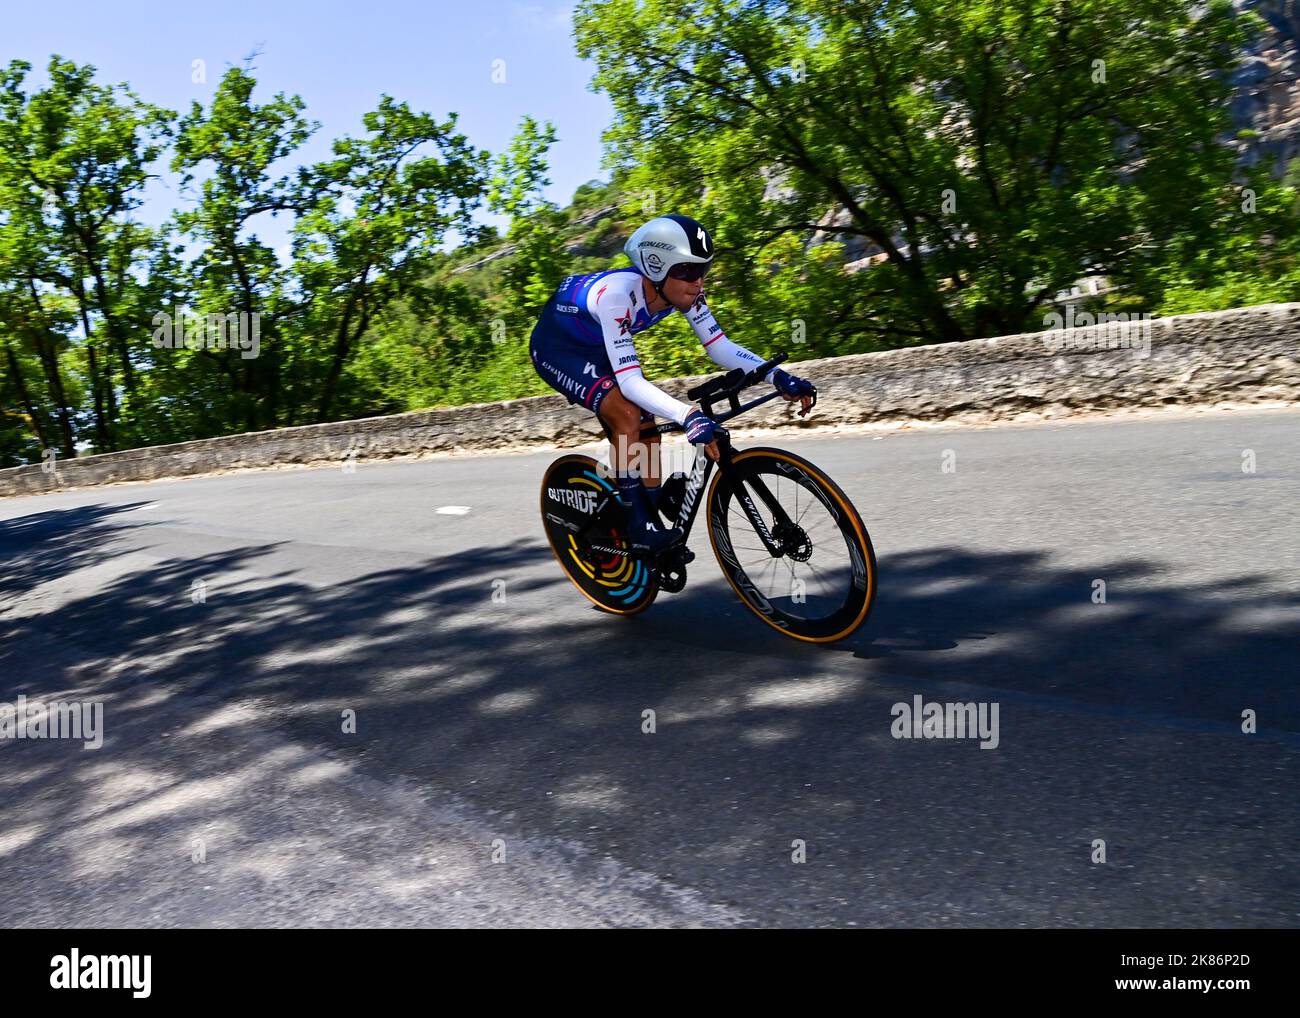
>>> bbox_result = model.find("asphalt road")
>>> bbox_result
[1,409,1297,927]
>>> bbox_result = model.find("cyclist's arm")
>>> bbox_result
[685,295,775,381]
[597,302,693,426]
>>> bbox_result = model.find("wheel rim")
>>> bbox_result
[540,456,658,613]
[722,470,855,622]
[708,450,874,642]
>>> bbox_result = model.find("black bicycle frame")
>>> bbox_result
[575,365,804,561]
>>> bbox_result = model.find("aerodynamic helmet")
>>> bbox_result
[623,214,715,286]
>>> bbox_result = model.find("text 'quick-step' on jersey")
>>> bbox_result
[529,267,773,425]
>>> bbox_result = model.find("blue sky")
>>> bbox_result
[2,0,615,246]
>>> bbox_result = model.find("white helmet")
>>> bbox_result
[624,214,715,285]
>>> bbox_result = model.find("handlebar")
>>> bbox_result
[646,351,816,439]
[686,352,788,403]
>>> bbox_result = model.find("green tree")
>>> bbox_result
[576,0,1257,349]
[487,116,569,329]
[0,56,172,452]
[1149,156,1300,314]
[0,214,79,458]
[0,327,52,464]
[172,65,314,433]
[291,95,488,421]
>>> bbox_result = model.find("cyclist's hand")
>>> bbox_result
[684,409,722,461]
[786,393,814,417]
[772,368,816,418]
[684,409,718,444]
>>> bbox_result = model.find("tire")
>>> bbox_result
[706,447,876,642]
[539,454,659,615]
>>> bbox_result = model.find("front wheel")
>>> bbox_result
[706,448,876,642]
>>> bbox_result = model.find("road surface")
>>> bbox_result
[1,409,1296,927]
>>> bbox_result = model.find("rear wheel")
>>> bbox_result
[540,454,659,615]
[706,448,876,642]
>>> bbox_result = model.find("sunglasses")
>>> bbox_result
[667,262,710,282]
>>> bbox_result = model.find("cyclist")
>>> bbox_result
[529,213,816,553]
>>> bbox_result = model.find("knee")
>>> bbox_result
[607,402,642,435]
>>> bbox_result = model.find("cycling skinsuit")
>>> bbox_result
[529,268,771,426]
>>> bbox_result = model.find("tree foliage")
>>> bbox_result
[0,5,1294,466]
[576,0,1295,356]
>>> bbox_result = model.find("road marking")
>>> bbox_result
[435,506,472,515]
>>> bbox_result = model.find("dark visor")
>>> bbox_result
[667,261,710,282]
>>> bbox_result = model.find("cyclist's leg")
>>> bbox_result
[597,388,660,489]
[530,330,675,548]
[597,388,678,549]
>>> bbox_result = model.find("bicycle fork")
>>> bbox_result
[714,440,796,559]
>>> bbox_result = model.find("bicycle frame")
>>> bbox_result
[574,381,800,562]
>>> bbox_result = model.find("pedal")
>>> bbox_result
[657,544,692,593]
[658,561,687,593]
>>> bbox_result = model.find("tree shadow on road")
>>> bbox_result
[1,503,1297,927]
[0,502,156,601]
[641,544,1300,731]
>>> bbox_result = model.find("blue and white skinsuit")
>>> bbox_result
[529,267,773,426]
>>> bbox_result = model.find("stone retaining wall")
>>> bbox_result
[2,302,1296,496]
